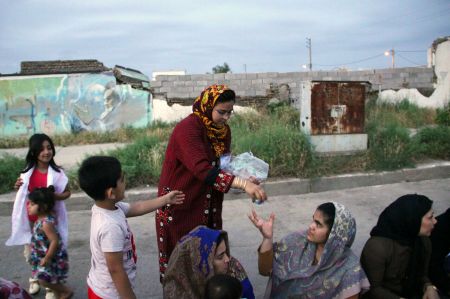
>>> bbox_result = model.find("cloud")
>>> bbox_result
[0,0,449,75]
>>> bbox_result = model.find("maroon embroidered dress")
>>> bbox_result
[156,113,234,280]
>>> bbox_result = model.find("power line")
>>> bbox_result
[397,50,427,53]
[315,53,385,67]
[396,53,426,67]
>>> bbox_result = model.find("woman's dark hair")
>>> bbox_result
[216,233,227,250]
[28,185,56,214]
[317,202,336,230]
[23,133,61,173]
[215,90,236,104]
[205,274,242,299]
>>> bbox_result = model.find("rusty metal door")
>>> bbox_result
[310,81,367,135]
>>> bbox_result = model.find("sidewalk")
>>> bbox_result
[0,143,127,170]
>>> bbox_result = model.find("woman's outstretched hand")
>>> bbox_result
[248,176,260,185]
[248,209,275,239]
[244,181,267,203]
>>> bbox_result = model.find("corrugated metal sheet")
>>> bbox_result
[310,81,369,135]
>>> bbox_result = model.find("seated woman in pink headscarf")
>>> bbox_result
[249,202,370,299]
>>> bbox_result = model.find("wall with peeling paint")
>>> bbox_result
[0,72,151,137]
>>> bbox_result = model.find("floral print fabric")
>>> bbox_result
[30,215,69,284]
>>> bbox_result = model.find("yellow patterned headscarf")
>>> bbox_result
[192,84,231,157]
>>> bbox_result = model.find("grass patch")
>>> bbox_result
[366,122,420,170]
[414,126,450,160]
[366,98,436,128]
[435,104,450,126]
[311,152,369,177]
[0,154,24,194]
[230,106,314,177]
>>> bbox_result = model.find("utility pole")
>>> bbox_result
[385,48,395,69]
[390,48,395,69]
[306,37,312,71]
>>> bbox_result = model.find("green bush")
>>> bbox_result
[0,154,24,194]
[231,107,314,177]
[367,123,419,170]
[435,105,450,126]
[107,136,167,188]
[414,126,450,159]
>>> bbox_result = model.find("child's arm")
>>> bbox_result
[126,190,185,217]
[40,221,60,266]
[54,186,71,201]
[13,177,23,190]
[104,252,136,299]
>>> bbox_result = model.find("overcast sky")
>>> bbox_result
[0,0,449,77]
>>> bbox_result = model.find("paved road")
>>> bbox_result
[1,178,449,299]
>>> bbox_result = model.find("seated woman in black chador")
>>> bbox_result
[361,194,439,299]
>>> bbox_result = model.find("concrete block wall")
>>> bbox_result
[151,67,434,105]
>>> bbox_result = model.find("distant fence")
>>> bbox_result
[151,67,434,106]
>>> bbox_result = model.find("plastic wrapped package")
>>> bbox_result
[221,152,269,182]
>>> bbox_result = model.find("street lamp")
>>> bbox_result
[306,38,312,71]
[384,49,395,68]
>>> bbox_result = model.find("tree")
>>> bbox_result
[212,62,231,74]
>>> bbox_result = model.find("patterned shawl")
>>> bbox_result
[192,84,231,157]
[163,226,254,299]
[269,202,370,299]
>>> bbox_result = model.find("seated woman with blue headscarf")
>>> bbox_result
[249,202,370,299]
[163,226,254,299]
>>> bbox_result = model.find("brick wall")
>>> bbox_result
[21,59,109,75]
[151,67,434,105]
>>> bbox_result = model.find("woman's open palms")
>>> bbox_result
[248,209,275,239]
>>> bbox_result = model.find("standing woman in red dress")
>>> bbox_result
[156,84,267,280]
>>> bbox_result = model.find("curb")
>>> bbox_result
[1,161,449,216]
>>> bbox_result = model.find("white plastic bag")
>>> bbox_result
[221,152,269,182]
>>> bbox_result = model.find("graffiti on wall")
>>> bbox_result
[0,72,151,137]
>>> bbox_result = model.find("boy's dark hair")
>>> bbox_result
[78,156,122,201]
[23,133,61,173]
[28,185,56,214]
[205,274,242,299]
[215,90,236,104]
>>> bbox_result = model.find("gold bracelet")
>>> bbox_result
[242,179,248,191]
[234,177,242,189]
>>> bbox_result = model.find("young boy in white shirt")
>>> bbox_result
[78,156,184,299]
